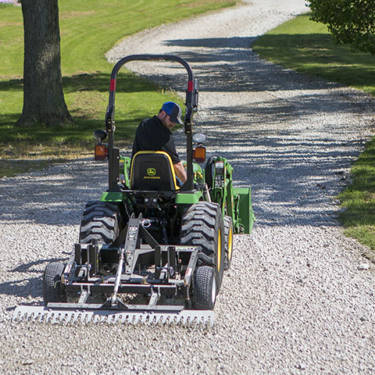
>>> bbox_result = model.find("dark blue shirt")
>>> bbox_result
[132,116,180,164]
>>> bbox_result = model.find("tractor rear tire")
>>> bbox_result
[223,215,234,271]
[193,266,216,310]
[79,201,121,244]
[180,202,225,292]
[43,262,66,306]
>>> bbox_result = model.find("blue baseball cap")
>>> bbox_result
[161,102,183,124]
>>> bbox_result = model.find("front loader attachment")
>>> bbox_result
[234,187,255,234]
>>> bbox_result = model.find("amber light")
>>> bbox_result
[95,144,108,160]
[193,146,206,163]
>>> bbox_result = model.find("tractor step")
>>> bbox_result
[12,305,214,327]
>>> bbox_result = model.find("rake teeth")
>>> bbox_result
[12,306,215,327]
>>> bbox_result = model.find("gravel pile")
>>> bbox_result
[2,0,375,373]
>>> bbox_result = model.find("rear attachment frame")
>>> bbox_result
[13,216,214,326]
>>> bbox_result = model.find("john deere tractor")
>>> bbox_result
[14,55,254,326]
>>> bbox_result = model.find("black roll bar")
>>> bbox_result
[105,54,198,191]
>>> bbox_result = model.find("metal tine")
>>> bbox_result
[71,312,80,324]
[181,314,188,326]
[80,312,87,324]
[116,314,123,323]
[196,315,204,326]
[93,314,100,324]
[108,314,115,324]
[51,312,59,324]
[170,315,178,325]
[12,309,21,322]
[100,314,109,323]
[61,312,69,323]
[108,314,117,324]
[64,312,73,324]
[161,314,169,325]
[125,314,134,324]
[36,311,43,323]
[133,314,140,325]
[13,306,215,327]
[44,311,52,323]
[12,309,19,321]
[150,314,158,325]
[120,314,129,324]
[85,312,94,324]
[39,311,46,322]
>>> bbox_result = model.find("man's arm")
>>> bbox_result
[173,161,187,184]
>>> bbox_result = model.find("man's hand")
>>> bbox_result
[174,161,187,184]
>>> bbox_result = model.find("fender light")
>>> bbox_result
[94,129,108,160]
[95,144,108,160]
[193,146,206,163]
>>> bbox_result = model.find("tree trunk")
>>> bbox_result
[17,0,72,127]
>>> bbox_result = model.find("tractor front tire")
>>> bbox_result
[43,262,66,305]
[224,215,234,270]
[79,201,122,245]
[180,202,225,292]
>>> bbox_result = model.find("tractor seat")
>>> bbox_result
[130,151,179,191]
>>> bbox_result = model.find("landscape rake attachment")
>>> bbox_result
[14,215,214,327]
[13,306,214,326]
[13,54,254,328]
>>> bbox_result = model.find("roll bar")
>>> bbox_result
[105,54,199,192]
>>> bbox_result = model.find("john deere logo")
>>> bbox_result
[147,168,156,176]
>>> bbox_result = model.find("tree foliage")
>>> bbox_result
[308,0,375,54]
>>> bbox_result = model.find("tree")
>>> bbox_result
[308,0,375,54]
[17,0,72,126]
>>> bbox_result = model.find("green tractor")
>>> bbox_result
[14,55,254,326]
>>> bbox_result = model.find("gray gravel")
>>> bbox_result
[2,0,375,374]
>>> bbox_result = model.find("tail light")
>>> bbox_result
[95,144,108,160]
[193,146,206,163]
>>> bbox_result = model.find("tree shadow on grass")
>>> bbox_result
[62,71,159,94]
[0,70,166,145]
[0,71,159,94]
[253,33,375,95]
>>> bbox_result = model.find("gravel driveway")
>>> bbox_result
[2,1,375,374]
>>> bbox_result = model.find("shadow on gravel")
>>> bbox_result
[0,277,41,299]
[157,36,343,94]
[0,161,107,226]
[0,257,67,299]
[11,257,67,274]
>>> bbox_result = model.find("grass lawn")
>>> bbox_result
[0,0,236,176]
[253,13,375,96]
[253,13,375,251]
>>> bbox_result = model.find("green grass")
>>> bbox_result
[253,13,375,251]
[253,13,375,96]
[338,139,375,250]
[0,0,236,176]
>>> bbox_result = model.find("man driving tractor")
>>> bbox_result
[132,101,187,184]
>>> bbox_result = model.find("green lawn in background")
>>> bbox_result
[0,0,236,176]
[253,13,375,96]
[253,13,375,251]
